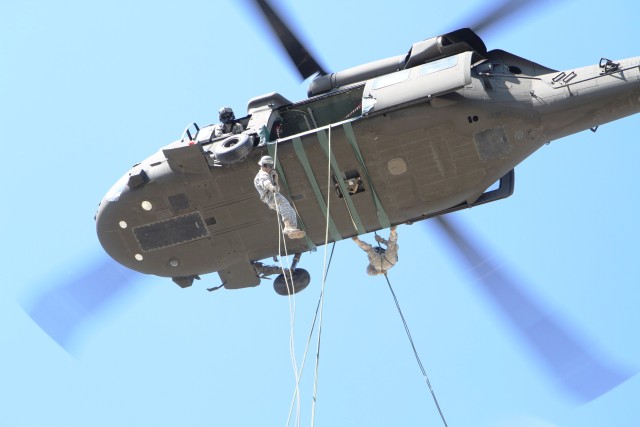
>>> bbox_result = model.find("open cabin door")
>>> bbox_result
[362,51,474,115]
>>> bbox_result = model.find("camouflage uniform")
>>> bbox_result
[353,227,398,275]
[254,169,298,229]
[213,122,244,138]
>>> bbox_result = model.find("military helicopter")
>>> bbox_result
[96,0,640,293]
[23,0,637,406]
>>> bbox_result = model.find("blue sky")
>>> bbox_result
[2,1,639,426]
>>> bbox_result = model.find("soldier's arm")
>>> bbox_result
[386,226,398,251]
[256,174,276,192]
[267,172,280,192]
[388,226,398,243]
[352,236,373,252]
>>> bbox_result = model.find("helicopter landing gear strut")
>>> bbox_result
[253,253,311,296]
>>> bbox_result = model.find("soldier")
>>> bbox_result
[352,226,398,276]
[254,156,305,239]
[214,106,244,137]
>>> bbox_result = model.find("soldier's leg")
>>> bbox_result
[274,193,298,228]
[274,194,305,238]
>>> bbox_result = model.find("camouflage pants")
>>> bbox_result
[266,193,298,228]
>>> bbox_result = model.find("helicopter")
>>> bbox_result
[18,0,638,413]
[95,0,640,293]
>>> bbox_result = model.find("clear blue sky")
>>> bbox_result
[2,1,639,426]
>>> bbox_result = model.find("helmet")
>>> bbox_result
[258,155,274,166]
[219,106,235,124]
[366,264,383,276]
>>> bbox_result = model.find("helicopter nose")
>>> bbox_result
[95,165,213,280]
[101,168,149,205]
[95,178,132,263]
[95,169,151,273]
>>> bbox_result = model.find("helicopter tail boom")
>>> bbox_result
[532,56,640,141]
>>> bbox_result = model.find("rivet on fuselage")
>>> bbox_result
[119,221,128,229]
[135,254,144,261]
[141,201,153,211]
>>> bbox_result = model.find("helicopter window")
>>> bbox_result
[419,55,458,76]
[508,65,522,74]
[180,122,200,143]
[194,125,215,144]
[278,109,312,137]
[371,69,410,90]
[277,85,365,139]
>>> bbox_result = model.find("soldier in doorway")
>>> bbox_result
[214,106,244,137]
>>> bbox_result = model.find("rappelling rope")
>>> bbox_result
[273,126,333,427]
[310,125,333,427]
[316,127,361,234]
[382,272,449,427]
[272,141,303,426]
[285,243,336,427]
[371,234,448,426]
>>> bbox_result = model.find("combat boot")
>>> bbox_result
[283,219,306,239]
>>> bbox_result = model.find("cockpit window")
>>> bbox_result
[195,125,215,144]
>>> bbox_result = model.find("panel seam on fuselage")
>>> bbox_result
[316,129,366,235]
[291,136,342,242]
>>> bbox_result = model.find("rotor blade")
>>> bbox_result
[456,0,556,38]
[431,215,634,403]
[248,0,326,79]
[20,255,140,353]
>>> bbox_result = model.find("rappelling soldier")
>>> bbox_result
[214,106,244,137]
[254,156,305,239]
[352,226,399,276]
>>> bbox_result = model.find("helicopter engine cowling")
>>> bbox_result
[307,28,487,97]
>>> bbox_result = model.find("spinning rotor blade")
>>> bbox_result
[248,0,327,79]
[458,0,555,37]
[431,215,634,402]
[21,255,140,353]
